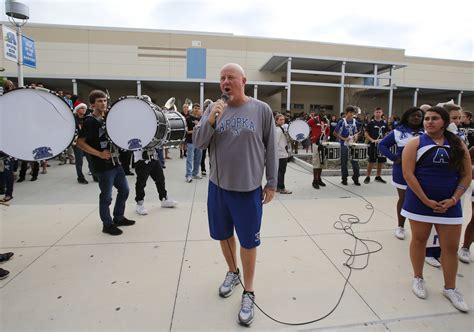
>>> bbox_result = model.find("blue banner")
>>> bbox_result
[187,48,206,79]
[21,35,36,68]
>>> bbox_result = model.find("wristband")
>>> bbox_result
[451,196,457,204]
[457,185,467,192]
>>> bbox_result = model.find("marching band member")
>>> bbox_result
[275,113,291,194]
[334,106,363,186]
[308,109,330,189]
[77,90,135,236]
[364,107,389,184]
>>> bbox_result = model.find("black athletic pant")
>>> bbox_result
[119,150,133,173]
[277,158,288,190]
[19,161,39,179]
[134,159,167,202]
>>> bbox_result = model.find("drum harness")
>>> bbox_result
[210,104,382,326]
[90,113,121,166]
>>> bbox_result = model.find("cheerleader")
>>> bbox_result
[379,107,424,240]
[401,106,470,312]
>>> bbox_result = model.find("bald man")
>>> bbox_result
[193,63,277,326]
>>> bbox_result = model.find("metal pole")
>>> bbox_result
[16,25,24,87]
[137,80,141,96]
[72,79,78,95]
[286,57,292,112]
[200,82,204,107]
[457,91,463,106]
[413,88,419,107]
[253,85,258,99]
[339,61,346,115]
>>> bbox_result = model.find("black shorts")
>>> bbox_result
[368,143,387,163]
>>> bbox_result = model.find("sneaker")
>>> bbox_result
[364,176,370,184]
[30,177,38,182]
[412,277,427,299]
[238,292,255,326]
[192,174,202,179]
[102,224,123,236]
[161,197,178,208]
[201,170,207,176]
[0,252,14,262]
[375,176,387,184]
[77,177,88,184]
[318,179,326,187]
[279,189,292,194]
[0,268,10,280]
[352,177,361,186]
[185,176,193,183]
[312,181,320,189]
[458,248,471,263]
[394,227,406,240]
[443,288,469,312]
[219,269,240,298]
[113,217,136,226]
[17,177,25,183]
[136,202,148,215]
[341,179,348,186]
[425,256,441,268]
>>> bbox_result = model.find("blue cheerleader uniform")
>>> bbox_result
[379,126,424,190]
[401,134,463,224]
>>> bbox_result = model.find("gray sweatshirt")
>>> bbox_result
[193,97,277,192]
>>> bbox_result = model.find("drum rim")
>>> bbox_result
[107,96,168,150]
[0,86,76,161]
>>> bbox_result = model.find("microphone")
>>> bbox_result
[215,94,229,119]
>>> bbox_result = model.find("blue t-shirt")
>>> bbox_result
[335,118,362,145]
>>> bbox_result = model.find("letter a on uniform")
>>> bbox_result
[433,148,449,164]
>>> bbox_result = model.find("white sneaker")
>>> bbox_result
[458,248,471,263]
[192,174,202,179]
[425,256,441,268]
[161,196,178,208]
[185,176,192,183]
[442,288,470,312]
[136,202,148,215]
[412,277,427,299]
[394,227,406,240]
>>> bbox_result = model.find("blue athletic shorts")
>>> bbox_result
[207,181,263,249]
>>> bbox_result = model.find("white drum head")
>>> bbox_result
[288,119,310,142]
[106,97,158,150]
[0,88,76,161]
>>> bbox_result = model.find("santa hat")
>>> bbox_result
[73,103,87,114]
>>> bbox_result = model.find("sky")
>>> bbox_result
[1,0,473,61]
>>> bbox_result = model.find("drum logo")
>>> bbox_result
[296,133,305,141]
[128,138,142,150]
[32,147,53,160]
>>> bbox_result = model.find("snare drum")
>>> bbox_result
[0,87,76,161]
[322,142,341,161]
[288,119,310,142]
[349,143,368,161]
[106,96,168,150]
[163,111,187,147]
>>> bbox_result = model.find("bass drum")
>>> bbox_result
[106,96,168,150]
[288,119,310,142]
[163,111,187,147]
[0,87,76,161]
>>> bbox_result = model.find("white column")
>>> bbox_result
[286,57,292,112]
[388,66,394,118]
[72,79,78,95]
[458,91,463,106]
[200,82,204,107]
[373,64,378,86]
[137,80,141,96]
[339,61,346,115]
[413,88,419,107]
[254,85,258,99]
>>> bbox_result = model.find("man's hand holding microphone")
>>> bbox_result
[208,95,229,127]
